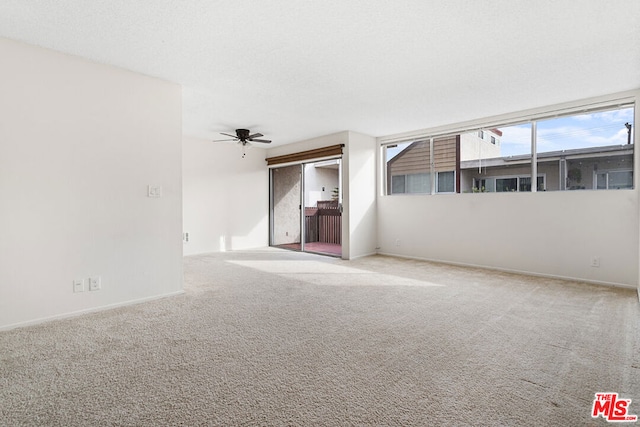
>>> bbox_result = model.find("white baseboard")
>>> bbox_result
[0,290,185,332]
[375,251,637,290]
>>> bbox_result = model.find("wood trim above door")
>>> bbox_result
[265,144,345,166]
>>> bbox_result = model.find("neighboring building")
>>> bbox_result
[387,130,633,194]
[460,128,502,161]
[461,144,634,193]
[386,130,502,194]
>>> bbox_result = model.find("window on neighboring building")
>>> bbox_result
[474,175,545,192]
[437,171,455,193]
[491,136,496,145]
[478,130,484,139]
[390,173,431,194]
[596,170,633,190]
[391,175,406,194]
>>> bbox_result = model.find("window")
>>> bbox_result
[475,175,545,192]
[496,177,518,192]
[437,171,455,193]
[537,105,634,191]
[462,123,532,193]
[596,170,633,190]
[433,136,457,193]
[391,175,406,194]
[386,141,431,194]
[385,137,458,195]
[384,100,634,195]
[407,173,430,193]
[390,173,431,194]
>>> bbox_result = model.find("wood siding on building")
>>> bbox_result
[388,136,458,176]
[433,136,457,172]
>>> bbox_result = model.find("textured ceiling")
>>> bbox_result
[1,0,639,146]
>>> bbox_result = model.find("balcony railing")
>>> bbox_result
[304,200,341,244]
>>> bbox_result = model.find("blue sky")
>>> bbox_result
[499,106,634,157]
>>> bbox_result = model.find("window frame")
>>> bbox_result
[594,169,633,190]
[381,96,635,196]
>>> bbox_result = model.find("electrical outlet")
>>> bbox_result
[73,279,84,293]
[88,276,101,291]
[590,256,600,268]
[395,239,401,247]
[147,185,162,198]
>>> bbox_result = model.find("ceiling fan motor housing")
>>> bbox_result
[236,129,250,140]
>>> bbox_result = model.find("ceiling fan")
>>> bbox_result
[213,129,271,158]
[214,128,271,146]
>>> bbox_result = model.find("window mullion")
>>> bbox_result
[429,138,435,195]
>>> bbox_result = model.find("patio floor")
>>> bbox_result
[274,242,342,257]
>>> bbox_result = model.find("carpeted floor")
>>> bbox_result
[1,249,639,426]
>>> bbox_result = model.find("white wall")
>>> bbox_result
[266,132,349,158]
[377,191,638,286]
[182,136,269,255]
[0,38,184,330]
[377,92,640,288]
[266,131,378,259]
[343,131,378,259]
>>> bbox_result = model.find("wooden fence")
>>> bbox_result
[304,200,341,244]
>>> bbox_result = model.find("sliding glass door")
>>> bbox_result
[270,164,302,251]
[270,158,342,257]
[302,159,342,257]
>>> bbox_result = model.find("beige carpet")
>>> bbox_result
[1,249,639,426]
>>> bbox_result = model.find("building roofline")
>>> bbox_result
[460,144,633,169]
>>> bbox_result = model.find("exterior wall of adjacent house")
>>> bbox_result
[461,152,634,193]
[377,91,639,288]
[459,130,501,161]
[387,136,458,193]
[182,136,269,255]
[304,163,339,208]
[461,161,558,192]
[0,38,184,330]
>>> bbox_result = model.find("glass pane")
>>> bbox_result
[609,170,633,189]
[460,123,532,193]
[271,165,301,249]
[391,175,406,194]
[407,173,430,193]
[437,171,455,193]
[537,105,634,191]
[484,178,496,192]
[496,177,518,192]
[386,140,430,195]
[433,136,457,193]
[519,177,531,192]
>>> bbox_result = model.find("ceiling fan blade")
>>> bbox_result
[247,132,263,139]
[249,138,271,143]
[220,132,237,138]
[212,138,236,142]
